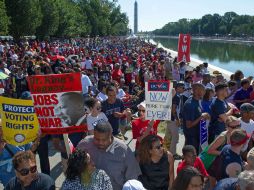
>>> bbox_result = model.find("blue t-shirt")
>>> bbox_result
[220,145,243,180]
[4,173,55,190]
[210,98,228,136]
[102,98,124,136]
[182,96,202,137]
[233,88,250,108]
[201,100,212,115]
[213,178,237,190]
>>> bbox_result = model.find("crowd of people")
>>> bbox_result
[0,37,254,190]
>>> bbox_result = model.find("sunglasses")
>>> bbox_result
[138,109,145,113]
[228,124,240,129]
[154,144,163,150]
[17,165,37,176]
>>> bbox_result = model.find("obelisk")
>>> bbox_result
[134,0,138,34]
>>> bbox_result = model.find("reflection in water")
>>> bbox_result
[154,37,254,77]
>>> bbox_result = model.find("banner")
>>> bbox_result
[200,119,209,150]
[27,73,87,134]
[177,34,191,62]
[0,97,39,145]
[145,80,172,120]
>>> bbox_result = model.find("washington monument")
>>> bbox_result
[134,0,138,34]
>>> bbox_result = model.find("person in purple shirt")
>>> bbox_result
[233,79,251,108]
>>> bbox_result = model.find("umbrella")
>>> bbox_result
[0,72,9,79]
[50,55,66,62]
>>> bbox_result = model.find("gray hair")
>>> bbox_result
[94,121,113,134]
[238,170,254,190]
[247,147,254,169]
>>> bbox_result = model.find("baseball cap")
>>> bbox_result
[230,129,250,146]
[122,180,147,190]
[175,81,185,88]
[34,65,41,69]
[21,91,31,99]
[213,70,221,75]
[240,103,254,113]
[137,101,146,109]
[203,73,210,77]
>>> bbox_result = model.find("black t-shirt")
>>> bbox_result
[99,70,111,81]
[4,173,55,190]
[15,77,29,98]
[139,153,169,190]
[171,94,181,121]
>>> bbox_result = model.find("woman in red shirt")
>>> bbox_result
[112,63,123,84]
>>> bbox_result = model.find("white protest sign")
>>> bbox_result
[145,80,172,120]
[200,119,209,150]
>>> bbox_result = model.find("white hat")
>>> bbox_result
[122,180,146,190]
[137,101,146,109]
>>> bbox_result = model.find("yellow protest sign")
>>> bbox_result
[0,97,39,145]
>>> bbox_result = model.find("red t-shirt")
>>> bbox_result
[132,118,160,149]
[112,69,123,83]
[177,157,209,177]
[250,91,254,102]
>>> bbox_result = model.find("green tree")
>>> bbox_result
[0,0,9,35]
[5,0,42,39]
[54,0,89,38]
[36,0,59,40]
[78,0,128,36]
[200,14,214,35]
[222,12,238,34]
[109,5,128,35]
[79,0,110,36]
[153,12,254,37]
[189,19,200,35]
[212,14,222,34]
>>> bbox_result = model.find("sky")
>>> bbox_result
[117,0,254,32]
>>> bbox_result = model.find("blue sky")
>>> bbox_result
[117,0,254,31]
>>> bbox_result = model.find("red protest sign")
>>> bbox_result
[177,34,191,63]
[27,73,87,134]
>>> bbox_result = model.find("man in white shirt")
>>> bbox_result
[240,103,254,153]
[81,72,93,96]
[11,52,19,62]
[96,81,108,102]
[81,57,93,70]
[198,73,215,90]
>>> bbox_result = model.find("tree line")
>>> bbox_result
[0,0,129,40]
[153,12,254,37]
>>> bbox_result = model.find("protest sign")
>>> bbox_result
[0,97,39,145]
[145,80,172,120]
[177,34,191,62]
[27,73,87,134]
[200,119,209,150]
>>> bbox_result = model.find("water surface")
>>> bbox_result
[153,37,254,77]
